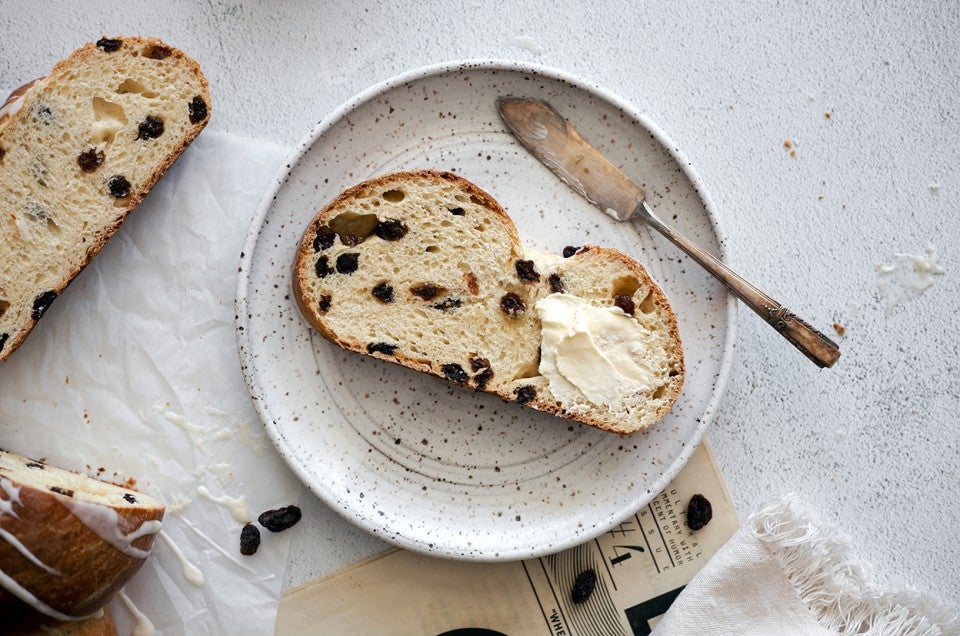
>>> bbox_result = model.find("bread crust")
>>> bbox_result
[0,451,164,628]
[0,36,212,361]
[293,171,684,435]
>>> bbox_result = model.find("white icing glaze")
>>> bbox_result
[158,530,204,587]
[158,407,209,450]
[0,527,61,575]
[196,485,250,523]
[118,590,156,636]
[0,565,94,622]
[0,93,25,122]
[61,498,162,559]
[179,515,256,574]
[0,477,22,517]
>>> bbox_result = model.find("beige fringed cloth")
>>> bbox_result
[653,497,959,636]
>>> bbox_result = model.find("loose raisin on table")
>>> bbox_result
[313,225,335,251]
[571,569,597,604]
[613,294,636,316]
[548,273,564,293]
[108,175,131,198]
[515,259,540,283]
[317,295,332,313]
[188,96,208,124]
[442,363,469,384]
[371,282,394,303]
[258,505,302,532]
[499,292,525,316]
[315,255,332,278]
[77,148,104,172]
[240,523,261,555]
[367,342,398,356]
[514,385,537,404]
[336,253,359,274]
[96,38,122,52]
[31,291,57,320]
[562,246,581,258]
[687,493,713,531]
[137,115,165,140]
[374,219,408,241]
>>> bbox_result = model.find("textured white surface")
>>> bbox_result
[1,0,958,608]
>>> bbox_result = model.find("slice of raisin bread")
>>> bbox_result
[0,449,164,628]
[0,36,211,361]
[293,170,684,435]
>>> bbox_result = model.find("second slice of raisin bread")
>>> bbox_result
[0,36,211,361]
[293,170,684,435]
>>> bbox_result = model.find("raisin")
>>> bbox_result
[147,45,172,60]
[465,272,479,295]
[442,363,469,384]
[374,219,408,241]
[123,493,137,503]
[514,385,537,404]
[469,357,490,372]
[372,283,394,303]
[410,283,443,300]
[317,295,332,313]
[315,255,332,278]
[499,292,525,316]
[449,207,465,216]
[336,253,359,274]
[367,342,397,356]
[548,273,565,293]
[108,175,131,198]
[96,37,122,52]
[473,368,493,391]
[313,225,335,251]
[571,569,597,604]
[239,522,261,555]
[341,234,362,247]
[562,246,581,258]
[258,505,302,532]
[0,333,8,353]
[613,294,636,316]
[433,298,462,311]
[32,291,57,320]
[188,96,208,124]
[25,462,44,469]
[515,259,540,283]
[49,486,74,498]
[77,148,104,172]
[687,494,713,531]
[137,115,165,140]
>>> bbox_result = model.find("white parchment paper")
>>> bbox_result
[0,131,305,634]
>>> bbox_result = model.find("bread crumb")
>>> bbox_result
[789,149,797,157]
[783,139,793,149]
[817,195,825,200]
[824,112,832,119]
[833,322,846,336]
[929,183,940,191]
[727,103,734,110]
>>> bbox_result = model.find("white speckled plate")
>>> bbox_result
[236,61,736,560]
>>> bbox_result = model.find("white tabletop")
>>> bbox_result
[3,1,957,605]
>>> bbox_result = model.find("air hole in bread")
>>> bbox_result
[469,195,483,205]
[116,78,159,98]
[91,97,128,144]
[513,352,542,380]
[652,384,667,399]
[382,189,405,203]
[639,291,657,314]
[46,218,62,236]
[329,212,378,245]
[425,245,440,253]
[475,225,486,232]
[0,300,9,318]
[612,275,641,298]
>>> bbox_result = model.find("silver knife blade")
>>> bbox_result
[497,97,645,221]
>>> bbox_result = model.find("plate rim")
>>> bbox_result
[235,58,738,560]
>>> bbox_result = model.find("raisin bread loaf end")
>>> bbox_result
[293,171,684,435]
[0,36,211,361]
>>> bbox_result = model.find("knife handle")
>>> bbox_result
[637,205,841,368]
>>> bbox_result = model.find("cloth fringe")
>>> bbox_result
[751,497,960,636]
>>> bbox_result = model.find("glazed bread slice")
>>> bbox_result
[0,449,164,628]
[293,171,684,435]
[0,36,211,361]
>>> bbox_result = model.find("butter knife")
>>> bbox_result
[497,97,841,368]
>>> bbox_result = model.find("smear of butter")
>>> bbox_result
[535,293,660,407]
[877,245,944,313]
